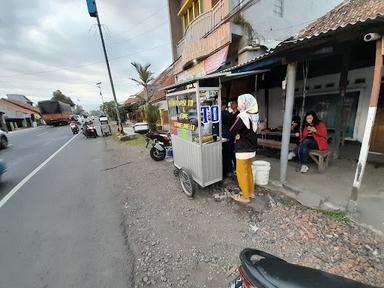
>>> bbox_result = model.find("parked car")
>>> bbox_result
[133,122,149,134]
[0,129,8,149]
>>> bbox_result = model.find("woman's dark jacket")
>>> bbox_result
[230,115,258,153]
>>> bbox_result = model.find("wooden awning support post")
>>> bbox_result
[280,62,297,184]
[333,49,350,159]
[350,37,383,210]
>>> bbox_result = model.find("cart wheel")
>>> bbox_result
[179,169,195,197]
[173,168,180,177]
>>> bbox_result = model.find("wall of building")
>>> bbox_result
[168,0,183,61]
[242,0,342,48]
[0,104,30,120]
[262,66,381,142]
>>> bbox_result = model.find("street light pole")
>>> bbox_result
[96,82,105,112]
[93,0,124,133]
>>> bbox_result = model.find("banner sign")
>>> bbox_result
[168,99,194,107]
[204,45,229,74]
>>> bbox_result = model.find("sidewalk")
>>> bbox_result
[109,139,384,287]
[7,126,44,134]
[256,154,384,234]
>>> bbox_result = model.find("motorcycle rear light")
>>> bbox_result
[239,266,256,288]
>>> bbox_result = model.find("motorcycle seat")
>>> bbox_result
[255,258,377,288]
[241,249,377,288]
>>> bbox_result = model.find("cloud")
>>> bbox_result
[0,0,172,111]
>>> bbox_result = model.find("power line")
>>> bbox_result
[0,42,171,79]
[108,20,168,46]
[109,3,168,39]
[257,19,317,33]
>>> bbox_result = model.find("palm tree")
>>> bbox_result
[130,62,154,107]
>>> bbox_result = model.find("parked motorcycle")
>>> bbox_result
[145,131,172,161]
[69,122,79,134]
[229,248,377,288]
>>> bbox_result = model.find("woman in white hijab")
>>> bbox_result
[229,94,259,204]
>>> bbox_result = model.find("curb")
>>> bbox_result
[267,179,347,211]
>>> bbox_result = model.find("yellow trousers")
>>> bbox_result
[236,158,254,200]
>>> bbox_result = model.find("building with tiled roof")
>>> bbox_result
[148,64,176,104]
[298,0,384,39]
[5,99,41,115]
[0,98,41,130]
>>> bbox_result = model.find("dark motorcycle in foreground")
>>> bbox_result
[229,248,377,288]
[145,131,172,161]
[69,122,79,134]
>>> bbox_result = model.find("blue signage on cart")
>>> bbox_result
[200,105,220,124]
[211,105,219,123]
[201,106,210,124]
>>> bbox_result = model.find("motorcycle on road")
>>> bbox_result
[82,122,98,138]
[69,122,79,134]
[145,131,172,161]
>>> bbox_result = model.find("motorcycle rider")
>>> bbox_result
[82,121,89,137]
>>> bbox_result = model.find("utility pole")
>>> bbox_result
[86,0,124,133]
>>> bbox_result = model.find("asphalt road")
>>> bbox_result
[0,126,73,200]
[0,126,133,288]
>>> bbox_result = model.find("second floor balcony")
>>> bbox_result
[175,0,242,73]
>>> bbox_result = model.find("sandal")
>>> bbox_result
[231,194,250,204]
[250,193,256,199]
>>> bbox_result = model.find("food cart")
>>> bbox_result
[165,77,223,197]
[99,116,112,136]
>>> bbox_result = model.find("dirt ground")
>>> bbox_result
[110,137,384,288]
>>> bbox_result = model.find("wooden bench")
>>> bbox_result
[309,150,330,172]
[258,139,296,151]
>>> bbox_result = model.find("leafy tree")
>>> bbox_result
[100,101,116,120]
[100,101,126,122]
[130,62,154,106]
[146,104,160,131]
[51,90,75,106]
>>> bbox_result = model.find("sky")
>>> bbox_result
[0,0,172,111]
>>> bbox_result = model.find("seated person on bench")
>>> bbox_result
[288,111,328,173]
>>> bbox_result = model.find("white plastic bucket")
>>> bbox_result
[252,161,271,186]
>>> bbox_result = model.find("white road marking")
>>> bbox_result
[37,132,48,136]
[0,134,78,209]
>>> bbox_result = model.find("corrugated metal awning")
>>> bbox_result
[163,70,269,91]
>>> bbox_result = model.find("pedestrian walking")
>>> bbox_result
[229,94,259,204]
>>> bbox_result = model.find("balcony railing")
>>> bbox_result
[175,0,233,72]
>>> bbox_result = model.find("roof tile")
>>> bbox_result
[297,0,384,40]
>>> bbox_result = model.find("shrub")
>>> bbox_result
[146,104,160,131]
